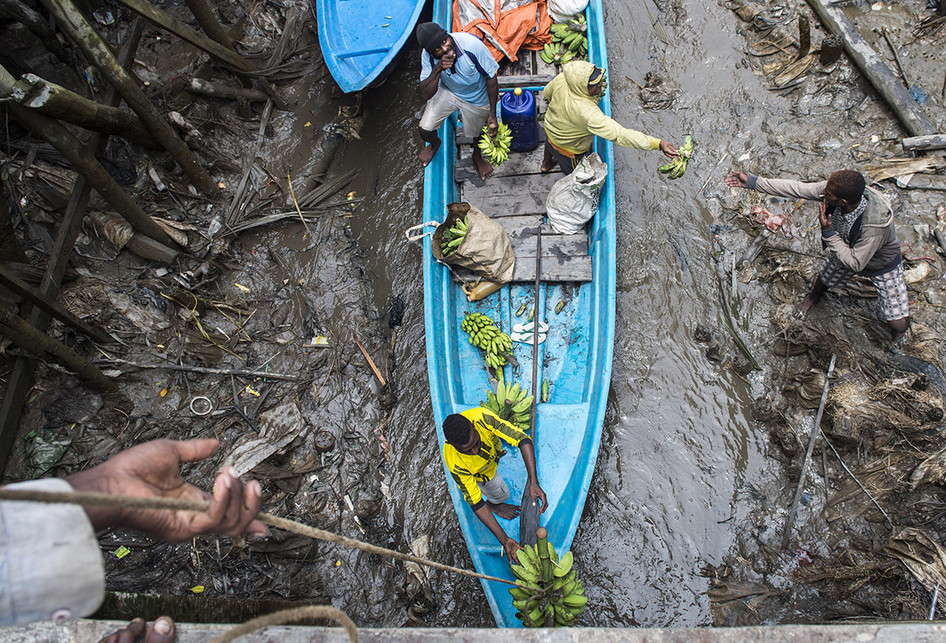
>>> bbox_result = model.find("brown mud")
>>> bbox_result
[1,0,945,630]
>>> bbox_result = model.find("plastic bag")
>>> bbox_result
[432,202,515,284]
[548,0,590,23]
[546,154,608,235]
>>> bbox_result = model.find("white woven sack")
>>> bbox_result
[545,153,608,235]
[548,0,590,23]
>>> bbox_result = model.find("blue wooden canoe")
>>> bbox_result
[421,0,615,628]
[316,0,425,93]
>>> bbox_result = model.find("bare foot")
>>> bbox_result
[473,153,494,180]
[418,140,441,167]
[540,147,557,173]
[488,502,520,520]
[540,161,557,173]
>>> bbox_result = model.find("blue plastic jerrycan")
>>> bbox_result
[500,88,539,152]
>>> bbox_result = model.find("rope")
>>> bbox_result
[209,606,357,643]
[0,488,535,590]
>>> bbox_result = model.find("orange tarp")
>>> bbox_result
[452,0,553,63]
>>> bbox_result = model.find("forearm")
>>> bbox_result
[419,70,442,101]
[824,233,879,272]
[473,503,509,546]
[749,176,826,201]
[613,126,660,151]
[486,77,499,114]
[519,440,538,483]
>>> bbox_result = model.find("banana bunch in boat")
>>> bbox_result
[482,376,533,431]
[478,122,512,166]
[658,135,693,179]
[462,312,513,369]
[509,527,587,627]
[441,216,468,256]
[546,16,588,64]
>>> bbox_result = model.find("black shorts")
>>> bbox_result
[545,140,588,175]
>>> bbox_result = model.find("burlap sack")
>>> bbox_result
[431,202,515,284]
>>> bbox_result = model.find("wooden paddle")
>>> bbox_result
[519,228,542,546]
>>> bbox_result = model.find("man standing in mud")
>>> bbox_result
[441,408,546,563]
[541,61,678,174]
[416,22,499,180]
[726,169,910,340]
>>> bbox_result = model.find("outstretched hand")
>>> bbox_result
[66,438,267,543]
[659,140,679,159]
[725,171,748,188]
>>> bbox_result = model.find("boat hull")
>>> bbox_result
[422,0,615,627]
[316,0,425,93]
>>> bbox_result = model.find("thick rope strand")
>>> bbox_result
[0,488,535,589]
[209,605,357,643]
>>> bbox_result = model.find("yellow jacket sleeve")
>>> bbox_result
[583,107,660,151]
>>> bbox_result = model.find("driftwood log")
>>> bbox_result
[0,70,158,148]
[805,0,935,137]
[902,134,946,153]
[112,0,251,71]
[188,78,269,102]
[0,19,144,476]
[0,306,116,392]
[183,0,237,50]
[0,0,72,64]
[1,95,176,247]
[0,265,110,343]
[38,0,219,195]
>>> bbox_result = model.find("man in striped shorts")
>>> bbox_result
[726,169,910,340]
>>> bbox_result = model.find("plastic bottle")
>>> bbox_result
[500,88,539,152]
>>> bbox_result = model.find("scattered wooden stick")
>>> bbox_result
[95,357,301,381]
[880,27,909,88]
[782,354,836,549]
[821,430,894,529]
[697,152,728,197]
[353,332,386,386]
[287,171,313,238]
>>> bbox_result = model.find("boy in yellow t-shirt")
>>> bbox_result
[441,408,547,563]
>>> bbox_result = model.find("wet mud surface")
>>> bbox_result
[2,0,946,630]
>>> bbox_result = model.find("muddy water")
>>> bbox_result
[263,0,942,628]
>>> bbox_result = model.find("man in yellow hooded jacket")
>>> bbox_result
[541,61,678,174]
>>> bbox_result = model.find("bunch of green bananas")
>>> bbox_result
[462,312,513,369]
[441,216,468,256]
[658,135,693,180]
[478,122,512,166]
[544,16,587,64]
[509,527,587,627]
[481,374,533,431]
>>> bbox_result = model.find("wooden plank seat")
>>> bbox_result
[447,59,592,282]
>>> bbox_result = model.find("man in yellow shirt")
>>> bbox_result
[541,61,678,174]
[442,408,547,563]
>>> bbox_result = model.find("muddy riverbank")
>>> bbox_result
[1,0,945,630]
